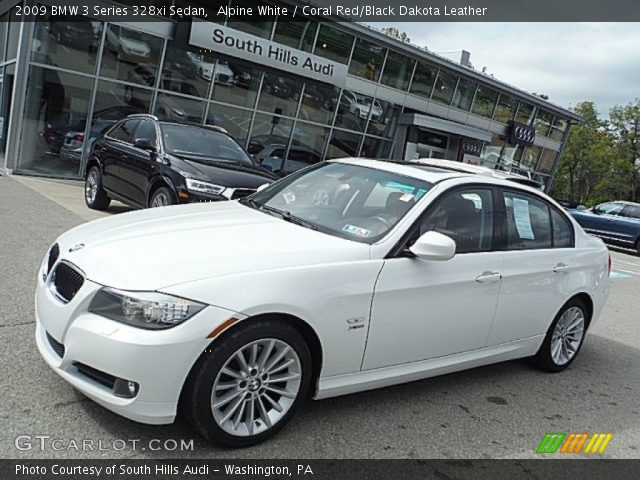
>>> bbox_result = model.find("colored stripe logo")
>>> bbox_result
[537,433,612,454]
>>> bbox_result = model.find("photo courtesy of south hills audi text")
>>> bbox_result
[2,0,640,478]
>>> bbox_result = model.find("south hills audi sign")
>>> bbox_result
[189,21,348,86]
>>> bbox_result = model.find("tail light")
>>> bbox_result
[608,253,612,276]
[72,134,85,142]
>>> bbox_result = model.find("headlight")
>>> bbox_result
[89,288,205,330]
[185,178,226,196]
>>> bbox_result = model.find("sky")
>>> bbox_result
[371,23,640,118]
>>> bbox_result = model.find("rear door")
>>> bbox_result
[101,119,140,201]
[119,119,159,206]
[487,188,578,345]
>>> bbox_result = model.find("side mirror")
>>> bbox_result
[409,231,456,261]
[591,206,601,214]
[256,183,270,193]
[133,137,155,152]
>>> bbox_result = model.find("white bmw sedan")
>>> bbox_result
[36,158,610,447]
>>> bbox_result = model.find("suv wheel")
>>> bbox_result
[182,320,312,447]
[532,298,588,372]
[85,166,111,210]
[149,186,176,208]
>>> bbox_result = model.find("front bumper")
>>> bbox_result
[35,268,243,425]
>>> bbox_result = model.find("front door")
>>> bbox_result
[120,119,158,206]
[363,187,503,370]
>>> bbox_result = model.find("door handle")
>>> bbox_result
[476,271,502,283]
[553,263,570,273]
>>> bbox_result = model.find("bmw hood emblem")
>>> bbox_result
[69,243,85,252]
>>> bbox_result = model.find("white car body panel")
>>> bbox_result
[35,158,611,425]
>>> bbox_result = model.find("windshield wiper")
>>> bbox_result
[259,205,318,231]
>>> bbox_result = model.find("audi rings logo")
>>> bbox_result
[462,141,482,156]
[510,121,536,146]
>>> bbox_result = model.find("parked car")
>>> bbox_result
[185,52,234,85]
[83,114,276,210]
[40,158,609,447]
[49,17,99,49]
[248,135,323,177]
[569,201,640,254]
[557,200,588,210]
[60,106,146,165]
[164,48,199,79]
[105,25,151,62]
[340,90,383,121]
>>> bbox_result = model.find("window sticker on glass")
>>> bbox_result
[512,198,535,240]
[399,193,415,202]
[342,224,371,238]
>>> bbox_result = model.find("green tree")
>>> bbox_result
[550,102,618,204]
[609,99,640,201]
[381,27,410,43]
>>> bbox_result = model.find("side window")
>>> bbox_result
[551,208,574,248]
[419,189,494,254]
[134,120,157,147]
[622,205,640,219]
[598,202,624,215]
[109,119,140,143]
[502,191,552,250]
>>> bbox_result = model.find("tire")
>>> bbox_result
[531,298,589,372]
[182,320,312,447]
[149,186,176,208]
[84,166,111,210]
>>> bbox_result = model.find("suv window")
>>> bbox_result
[622,205,640,219]
[134,120,157,147]
[109,119,140,143]
[550,208,574,248]
[503,191,552,250]
[419,188,494,254]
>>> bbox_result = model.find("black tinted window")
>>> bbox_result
[503,192,552,250]
[551,208,573,248]
[134,120,157,147]
[420,189,494,254]
[160,124,252,164]
[109,119,140,143]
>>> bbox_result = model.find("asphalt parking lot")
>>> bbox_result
[1,174,639,459]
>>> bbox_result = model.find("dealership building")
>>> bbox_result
[0,0,581,191]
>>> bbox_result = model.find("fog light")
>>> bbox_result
[113,378,139,398]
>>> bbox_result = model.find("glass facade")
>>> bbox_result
[1,10,572,191]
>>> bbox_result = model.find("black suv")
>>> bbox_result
[84,115,277,210]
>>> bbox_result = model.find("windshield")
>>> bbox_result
[245,162,432,244]
[160,124,253,165]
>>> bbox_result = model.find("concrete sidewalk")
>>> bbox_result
[9,174,133,222]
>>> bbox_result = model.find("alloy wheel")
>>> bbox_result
[210,339,302,437]
[550,306,585,365]
[85,169,99,204]
[151,192,169,207]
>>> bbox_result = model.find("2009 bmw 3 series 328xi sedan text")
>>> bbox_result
[36,159,611,447]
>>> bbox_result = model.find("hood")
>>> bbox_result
[56,202,370,291]
[171,155,277,188]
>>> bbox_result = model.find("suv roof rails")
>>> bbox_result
[127,113,160,121]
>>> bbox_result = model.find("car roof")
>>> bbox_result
[331,158,549,195]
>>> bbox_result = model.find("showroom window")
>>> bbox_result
[431,70,458,105]
[335,89,373,132]
[420,189,494,254]
[298,81,338,126]
[471,86,499,118]
[154,92,205,123]
[500,142,524,171]
[226,0,274,39]
[161,41,212,99]
[451,78,477,111]
[92,79,151,142]
[409,62,438,98]
[206,103,253,146]
[534,109,554,137]
[361,136,392,159]
[502,191,552,250]
[367,99,400,139]
[5,9,20,61]
[99,24,163,85]
[273,21,317,53]
[0,64,13,158]
[549,116,568,141]
[326,129,363,158]
[479,135,504,169]
[314,24,354,65]
[18,66,92,176]
[211,57,261,110]
[493,93,517,123]
[380,51,414,91]
[32,17,102,74]
[537,149,557,174]
[249,113,295,173]
[514,101,536,125]
[258,71,302,118]
[349,38,386,82]
[281,121,329,175]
